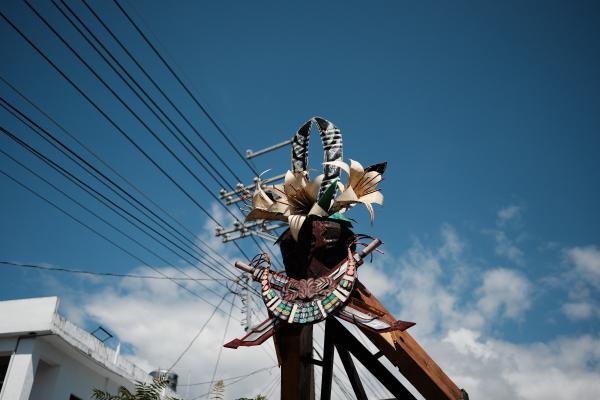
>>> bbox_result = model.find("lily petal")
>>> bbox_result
[360,190,384,206]
[305,174,324,202]
[349,159,365,188]
[246,208,286,222]
[308,203,329,217]
[336,186,359,203]
[284,170,308,197]
[362,202,376,224]
[352,172,380,197]
[288,214,306,241]
[252,186,274,210]
[323,160,350,175]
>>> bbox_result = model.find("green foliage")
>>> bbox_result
[92,378,176,400]
[209,380,225,400]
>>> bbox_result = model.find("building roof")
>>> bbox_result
[0,297,153,386]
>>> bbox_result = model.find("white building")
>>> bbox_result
[0,297,176,400]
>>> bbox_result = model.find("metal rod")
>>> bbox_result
[246,139,292,159]
[219,173,286,199]
[222,225,285,243]
[216,221,285,238]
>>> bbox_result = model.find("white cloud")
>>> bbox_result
[389,226,530,338]
[59,203,280,399]
[428,329,600,400]
[556,245,600,321]
[439,223,465,259]
[358,254,395,297]
[82,270,277,400]
[564,245,600,288]
[490,230,524,264]
[54,215,599,400]
[497,205,521,226]
[561,301,596,320]
[485,204,526,264]
[476,268,531,320]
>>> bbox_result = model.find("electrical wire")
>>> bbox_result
[0,261,228,281]
[167,291,232,372]
[112,0,260,178]
[202,293,237,399]
[7,3,271,276]
[0,124,243,305]
[20,0,243,225]
[178,366,276,387]
[0,8,222,228]
[264,375,281,398]
[0,97,241,285]
[0,166,232,312]
[67,1,285,271]
[43,1,271,287]
[80,0,246,186]
[52,0,234,192]
[0,75,238,272]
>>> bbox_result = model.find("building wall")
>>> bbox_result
[0,297,179,400]
[27,337,128,400]
[0,297,58,337]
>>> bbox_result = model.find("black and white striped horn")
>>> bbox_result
[291,117,343,197]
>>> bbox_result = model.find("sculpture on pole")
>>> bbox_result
[224,117,468,400]
[225,117,414,348]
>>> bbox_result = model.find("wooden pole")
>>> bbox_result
[274,323,315,400]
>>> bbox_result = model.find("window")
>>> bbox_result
[0,355,11,391]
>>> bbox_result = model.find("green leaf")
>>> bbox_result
[328,212,354,225]
[317,179,338,212]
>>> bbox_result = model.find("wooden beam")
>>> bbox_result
[335,344,368,400]
[274,324,315,400]
[353,282,466,400]
[330,318,416,399]
[319,319,335,400]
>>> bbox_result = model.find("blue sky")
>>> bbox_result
[1,1,599,399]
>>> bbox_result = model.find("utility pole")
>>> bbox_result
[217,136,315,399]
[240,273,253,332]
[215,140,290,243]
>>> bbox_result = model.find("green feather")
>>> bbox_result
[317,179,338,212]
[328,212,354,226]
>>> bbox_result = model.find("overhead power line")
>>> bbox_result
[80,0,245,186]
[0,165,233,313]
[167,291,233,372]
[0,261,228,281]
[0,75,236,271]
[112,0,260,177]
[9,3,270,276]
[20,0,242,224]
[201,293,237,399]
[0,8,222,228]
[0,96,240,284]
[52,0,234,192]
[0,126,248,308]
[0,120,241,300]
[2,4,259,281]
[178,366,277,387]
